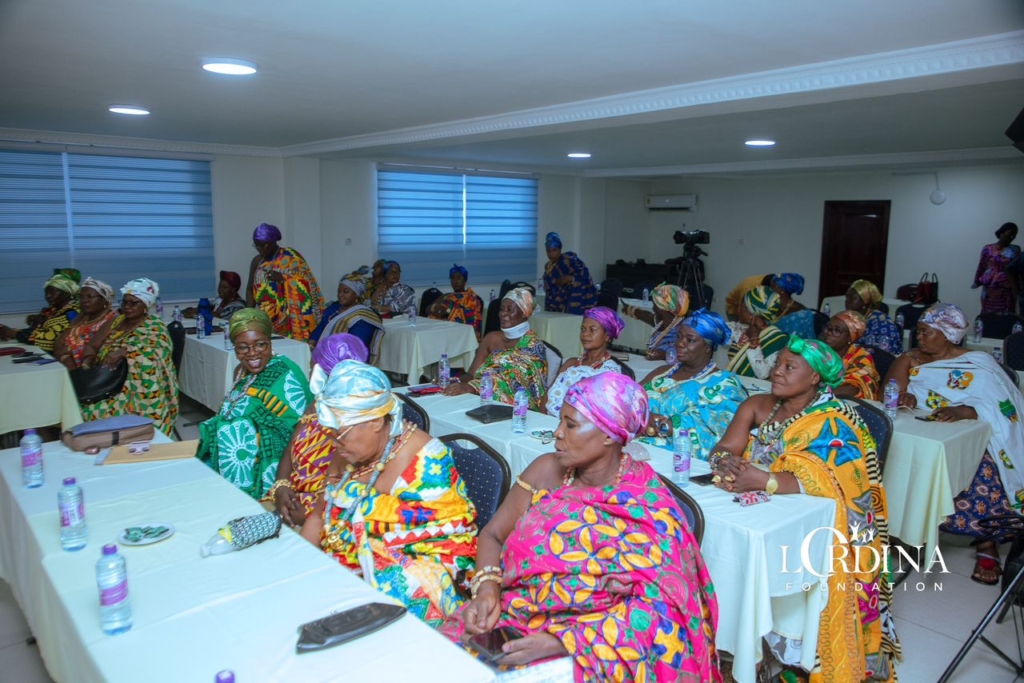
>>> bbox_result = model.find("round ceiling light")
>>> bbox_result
[202,58,258,75]
[567,152,592,159]
[108,105,150,116]
[745,139,776,147]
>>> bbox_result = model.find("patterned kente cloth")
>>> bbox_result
[429,289,483,339]
[543,252,598,314]
[59,309,116,366]
[442,457,721,682]
[321,435,477,628]
[252,246,324,342]
[468,330,548,410]
[745,394,900,682]
[285,413,333,515]
[318,303,385,365]
[197,355,312,499]
[840,345,881,400]
[726,325,789,379]
[18,299,79,353]
[81,315,178,437]
[860,309,903,355]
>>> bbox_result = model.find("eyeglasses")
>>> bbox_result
[233,341,270,354]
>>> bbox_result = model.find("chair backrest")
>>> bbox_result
[395,393,430,434]
[1001,362,1020,389]
[877,302,889,316]
[439,432,512,530]
[419,287,443,317]
[617,361,635,380]
[600,278,624,298]
[1004,332,1024,371]
[811,311,830,336]
[657,475,705,545]
[629,280,658,299]
[849,398,893,476]
[483,297,501,336]
[596,290,619,311]
[542,341,563,388]
[894,303,928,332]
[863,345,896,382]
[976,312,1024,340]
[167,321,186,372]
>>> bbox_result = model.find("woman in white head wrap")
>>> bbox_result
[53,277,118,369]
[310,271,385,365]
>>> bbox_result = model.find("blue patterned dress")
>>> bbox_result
[543,252,597,314]
[860,309,903,355]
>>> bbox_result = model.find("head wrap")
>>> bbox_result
[651,284,690,318]
[44,273,80,296]
[545,232,562,250]
[772,273,805,295]
[228,308,272,342]
[744,285,782,322]
[503,287,535,318]
[338,272,367,300]
[920,303,969,344]
[219,270,242,291]
[81,277,114,303]
[787,336,843,387]
[583,306,625,340]
[312,333,369,372]
[849,279,882,307]
[997,222,1018,238]
[313,360,403,437]
[356,264,371,276]
[52,268,81,284]
[449,263,468,280]
[252,223,282,243]
[120,278,159,309]
[564,373,649,445]
[833,310,867,342]
[681,308,731,350]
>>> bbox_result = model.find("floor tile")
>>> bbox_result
[0,640,53,682]
[894,568,1007,641]
[0,581,31,649]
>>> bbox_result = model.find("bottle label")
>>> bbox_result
[514,402,528,418]
[100,578,128,606]
[674,454,691,474]
[60,501,84,527]
[22,448,41,468]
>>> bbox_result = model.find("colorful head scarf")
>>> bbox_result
[253,223,282,243]
[312,333,369,371]
[503,287,535,318]
[120,278,159,309]
[744,285,782,323]
[52,267,81,284]
[449,264,468,280]
[44,273,80,296]
[544,232,562,250]
[682,308,731,350]
[850,279,883,307]
[228,308,272,341]
[651,284,689,318]
[787,336,843,387]
[564,373,649,445]
[314,360,403,437]
[81,277,114,303]
[920,303,969,344]
[772,273,805,295]
[833,310,867,342]
[338,272,367,300]
[219,270,242,291]
[583,306,624,340]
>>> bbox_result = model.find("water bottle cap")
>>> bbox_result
[63,477,76,486]
[24,428,36,435]
[215,671,235,683]
[102,544,118,555]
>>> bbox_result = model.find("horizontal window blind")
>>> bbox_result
[465,175,537,284]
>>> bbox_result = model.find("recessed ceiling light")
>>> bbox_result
[108,105,150,116]
[567,152,592,159]
[745,139,776,147]
[202,58,258,76]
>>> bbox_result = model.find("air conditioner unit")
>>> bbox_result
[644,194,698,211]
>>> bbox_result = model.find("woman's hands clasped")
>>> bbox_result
[712,455,770,494]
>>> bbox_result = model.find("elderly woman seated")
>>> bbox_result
[427,264,483,339]
[820,310,880,400]
[772,272,817,339]
[726,285,789,379]
[442,373,721,680]
[710,337,900,681]
[620,283,690,361]
[370,260,416,316]
[0,270,81,352]
[443,287,547,410]
[196,309,313,499]
[545,306,623,416]
[639,309,747,458]
[311,271,385,363]
[301,360,477,628]
[54,278,117,369]
[887,303,1024,585]
[846,279,902,354]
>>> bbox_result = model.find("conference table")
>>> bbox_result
[377,315,478,382]
[616,297,655,352]
[0,343,83,435]
[530,310,584,358]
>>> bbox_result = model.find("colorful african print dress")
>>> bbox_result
[17,299,79,353]
[904,352,1024,534]
[544,358,621,417]
[252,246,324,342]
[320,303,385,365]
[745,393,900,682]
[197,355,312,500]
[59,309,115,366]
[321,436,477,628]
[442,456,721,682]
[727,325,789,379]
[641,365,747,458]
[975,242,1021,314]
[281,413,333,515]
[430,289,483,339]
[775,309,817,340]
[543,252,598,314]
[860,309,903,355]
[840,345,881,400]
[469,331,548,410]
[81,315,179,437]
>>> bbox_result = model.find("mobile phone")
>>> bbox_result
[12,354,43,364]
[32,358,58,365]
[915,414,940,422]
[690,473,716,486]
[466,626,523,663]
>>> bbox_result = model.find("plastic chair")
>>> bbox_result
[849,398,893,477]
[396,393,430,434]
[1004,332,1024,371]
[542,341,563,388]
[863,345,896,382]
[894,303,928,333]
[976,312,1024,340]
[419,287,443,317]
[596,290,619,311]
[439,433,512,530]
[657,475,705,545]
[600,278,623,298]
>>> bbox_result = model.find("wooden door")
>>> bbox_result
[818,200,890,307]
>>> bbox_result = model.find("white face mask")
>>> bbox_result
[502,320,531,340]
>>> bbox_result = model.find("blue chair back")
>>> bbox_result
[395,393,430,434]
[863,345,896,383]
[849,398,893,476]
[1005,332,1024,371]
[657,475,705,545]
[440,433,511,530]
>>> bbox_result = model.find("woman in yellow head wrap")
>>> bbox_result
[845,279,903,354]
[0,272,81,352]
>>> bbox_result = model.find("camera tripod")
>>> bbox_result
[675,245,709,310]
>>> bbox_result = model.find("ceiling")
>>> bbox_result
[1,0,1023,175]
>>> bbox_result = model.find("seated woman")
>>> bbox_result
[443,373,721,681]
[544,306,623,416]
[364,258,387,305]
[443,287,547,410]
[711,337,900,682]
[846,279,902,354]
[247,222,324,342]
[196,309,313,499]
[80,279,178,436]
[541,231,597,314]
[427,264,483,339]
[887,303,1024,585]
[313,272,385,364]
[772,272,817,339]
[639,309,747,457]
[269,333,369,527]
[821,310,880,400]
[620,283,690,361]
[0,271,80,352]
[54,278,116,369]
[371,261,416,316]
[182,270,245,320]
[726,285,789,379]
[301,360,477,628]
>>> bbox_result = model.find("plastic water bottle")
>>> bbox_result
[672,429,691,487]
[20,428,44,488]
[407,306,417,327]
[489,289,496,302]
[1014,322,1022,335]
[438,353,450,389]
[642,288,650,303]
[883,379,899,420]
[974,319,983,343]
[994,348,1004,364]
[823,302,831,316]
[895,312,904,330]
[479,372,494,405]
[59,477,87,551]
[215,672,235,683]
[172,305,182,324]
[196,313,205,339]
[512,387,529,433]
[666,346,677,366]
[199,532,236,557]
[223,326,232,350]
[155,297,164,319]
[96,544,132,635]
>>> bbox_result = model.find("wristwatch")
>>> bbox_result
[765,472,779,495]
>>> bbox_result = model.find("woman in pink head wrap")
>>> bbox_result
[443,372,721,681]
[245,222,324,343]
[544,306,625,416]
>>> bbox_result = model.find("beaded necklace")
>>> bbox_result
[563,452,631,488]
[218,368,262,417]
[576,350,611,370]
[324,422,417,525]
[672,358,716,382]
[755,391,822,448]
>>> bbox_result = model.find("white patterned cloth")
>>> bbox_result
[544,358,621,416]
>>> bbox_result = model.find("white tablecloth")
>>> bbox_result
[530,311,583,359]
[378,316,478,381]
[617,298,654,352]
[0,343,83,434]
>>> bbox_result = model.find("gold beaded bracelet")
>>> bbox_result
[471,574,501,599]
[262,479,293,502]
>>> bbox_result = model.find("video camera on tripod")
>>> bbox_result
[673,229,710,259]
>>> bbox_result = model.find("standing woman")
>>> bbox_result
[726,285,789,379]
[544,306,624,416]
[246,222,324,342]
[973,222,1020,314]
[621,284,690,361]
[54,278,117,369]
[541,232,597,314]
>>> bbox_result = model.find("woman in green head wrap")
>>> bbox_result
[725,285,789,379]
[197,308,313,500]
[0,272,81,352]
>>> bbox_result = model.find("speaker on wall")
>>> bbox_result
[1007,106,1024,154]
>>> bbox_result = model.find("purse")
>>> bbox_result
[61,415,155,452]
[70,358,129,404]
[465,404,514,424]
[895,282,917,301]
[296,602,406,654]
[915,272,939,305]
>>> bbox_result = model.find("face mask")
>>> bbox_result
[502,320,531,340]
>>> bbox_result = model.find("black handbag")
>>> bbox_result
[465,404,513,424]
[70,358,129,404]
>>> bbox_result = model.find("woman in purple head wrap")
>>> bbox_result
[544,306,624,416]
[245,222,324,343]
